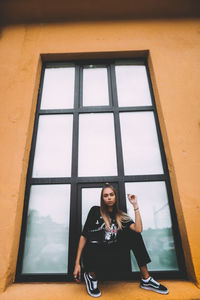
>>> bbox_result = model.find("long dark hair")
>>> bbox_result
[100,183,131,230]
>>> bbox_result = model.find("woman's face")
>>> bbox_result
[102,187,116,208]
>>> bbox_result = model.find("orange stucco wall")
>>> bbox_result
[0,19,200,299]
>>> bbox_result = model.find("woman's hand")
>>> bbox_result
[73,235,87,283]
[127,194,138,210]
[73,264,81,283]
[128,194,143,233]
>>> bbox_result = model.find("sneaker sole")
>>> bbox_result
[140,285,169,295]
[84,273,101,298]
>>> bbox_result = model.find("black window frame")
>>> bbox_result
[15,58,186,282]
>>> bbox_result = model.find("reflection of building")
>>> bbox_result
[1,0,200,299]
[153,202,168,229]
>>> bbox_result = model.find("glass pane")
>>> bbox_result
[22,184,70,274]
[125,181,178,271]
[40,67,75,109]
[78,113,117,176]
[83,66,109,106]
[82,188,101,227]
[32,114,73,177]
[115,65,152,106]
[120,112,164,175]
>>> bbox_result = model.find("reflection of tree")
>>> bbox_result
[143,228,178,270]
[131,228,178,271]
[23,209,68,273]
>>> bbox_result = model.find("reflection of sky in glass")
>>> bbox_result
[40,67,75,109]
[82,188,101,227]
[120,112,164,175]
[78,113,117,176]
[115,65,152,107]
[32,114,73,177]
[125,181,172,230]
[83,68,109,106]
[28,185,70,224]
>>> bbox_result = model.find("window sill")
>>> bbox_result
[1,280,200,299]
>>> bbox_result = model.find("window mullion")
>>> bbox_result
[68,65,80,275]
[110,64,127,210]
[110,64,124,178]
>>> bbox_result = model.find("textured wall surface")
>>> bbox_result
[0,19,200,298]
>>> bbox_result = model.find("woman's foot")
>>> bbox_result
[84,272,101,297]
[140,276,169,295]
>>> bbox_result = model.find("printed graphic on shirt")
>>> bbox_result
[89,219,118,244]
[82,206,134,245]
[105,223,118,241]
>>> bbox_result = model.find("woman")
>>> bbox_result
[73,183,168,297]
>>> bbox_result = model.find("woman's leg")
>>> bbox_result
[82,244,102,297]
[139,265,150,279]
[119,228,151,268]
[82,244,100,274]
[120,229,169,295]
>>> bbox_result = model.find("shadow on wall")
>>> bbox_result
[0,0,200,26]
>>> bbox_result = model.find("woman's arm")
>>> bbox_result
[73,235,87,282]
[127,194,143,233]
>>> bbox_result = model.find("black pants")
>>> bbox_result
[82,229,151,279]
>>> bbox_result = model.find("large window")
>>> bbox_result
[16,59,185,282]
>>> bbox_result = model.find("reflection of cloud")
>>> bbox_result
[42,68,75,109]
[27,209,68,232]
[83,68,109,106]
[33,115,73,177]
[41,243,66,254]
[126,182,172,230]
[79,114,117,176]
[120,112,163,175]
[29,184,70,225]
[115,65,152,107]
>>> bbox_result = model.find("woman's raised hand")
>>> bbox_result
[127,194,138,209]
[73,264,81,283]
